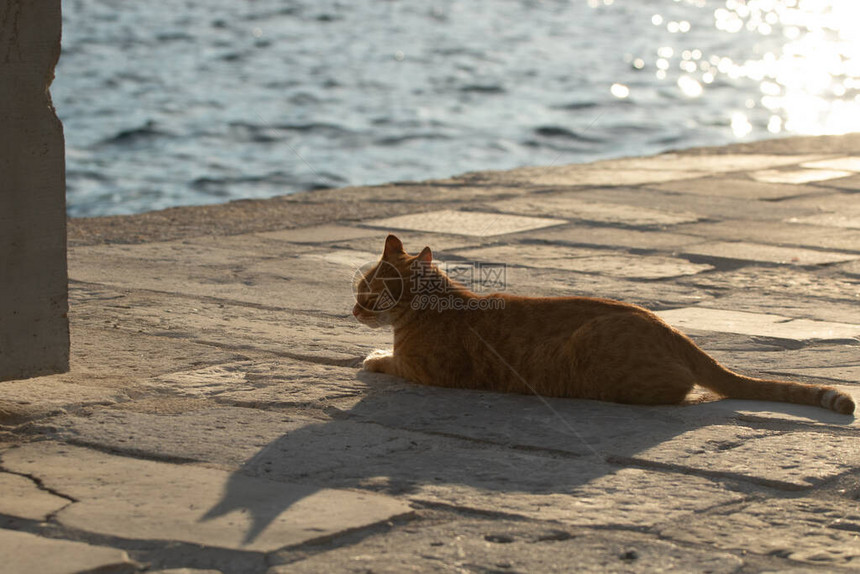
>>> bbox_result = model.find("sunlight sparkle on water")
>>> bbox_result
[678,75,704,97]
[642,0,860,136]
[610,83,630,98]
[731,111,753,137]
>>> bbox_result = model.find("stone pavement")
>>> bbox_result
[2,135,860,573]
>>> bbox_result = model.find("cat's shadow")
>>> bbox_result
[203,370,855,545]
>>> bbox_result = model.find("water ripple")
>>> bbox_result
[54,0,860,217]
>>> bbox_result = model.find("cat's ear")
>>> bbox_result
[417,246,432,263]
[383,234,405,258]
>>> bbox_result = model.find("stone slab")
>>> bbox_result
[69,239,276,277]
[64,287,243,379]
[673,219,860,251]
[71,243,383,317]
[840,259,860,277]
[467,166,704,187]
[70,241,362,315]
[40,396,743,530]
[329,231,480,255]
[257,224,383,243]
[274,518,743,574]
[713,387,860,432]
[774,365,860,384]
[361,209,565,237]
[538,253,711,280]
[455,244,712,279]
[0,528,138,574]
[800,156,860,172]
[349,383,707,453]
[488,265,713,311]
[65,326,240,383]
[73,290,389,363]
[46,408,324,469]
[700,293,860,328]
[788,212,860,229]
[677,266,860,306]
[657,307,860,340]
[489,195,700,226]
[0,472,70,520]
[704,344,860,376]
[636,428,859,487]
[652,176,820,200]
[682,241,857,265]
[340,383,860,486]
[528,226,706,251]
[46,389,654,465]
[751,168,852,184]
[297,248,378,269]
[686,393,860,429]
[370,348,860,426]
[659,498,860,567]
[153,359,384,411]
[178,232,320,255]
[816,173,860,191]
[264,431,743,530]
[2,442,412,552]
[576,186,812,222]
[780,191,860,212]
[0,378,128,425]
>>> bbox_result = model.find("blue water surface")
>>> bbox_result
[55,0,860,216]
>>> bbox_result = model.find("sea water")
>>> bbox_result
[54,0,860,217]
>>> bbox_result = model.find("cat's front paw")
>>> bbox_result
[362,349,394,373]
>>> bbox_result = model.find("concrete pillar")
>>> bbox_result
[0,0,69,380]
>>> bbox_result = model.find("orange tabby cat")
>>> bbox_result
[353,235,855,415]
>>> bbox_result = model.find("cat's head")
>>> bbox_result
[352,234,432,328]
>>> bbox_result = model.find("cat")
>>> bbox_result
[353,234,855,415]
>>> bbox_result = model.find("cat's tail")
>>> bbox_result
[679,335,855,415]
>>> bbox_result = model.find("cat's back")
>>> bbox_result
[493,293,648,321]
[455,293,655,341]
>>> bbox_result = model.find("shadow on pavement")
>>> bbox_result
[203,369,853,544]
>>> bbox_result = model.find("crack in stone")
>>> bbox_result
[0,463,77,506]
[650,522,751,573]
[61,439,201,466]
[807,467,860,501]
[604,455,809,492]
[735,416,860,436]
[1,460,415,573]
[338,416,590,460]
[408,499,536,522]
[17,520,269,574]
